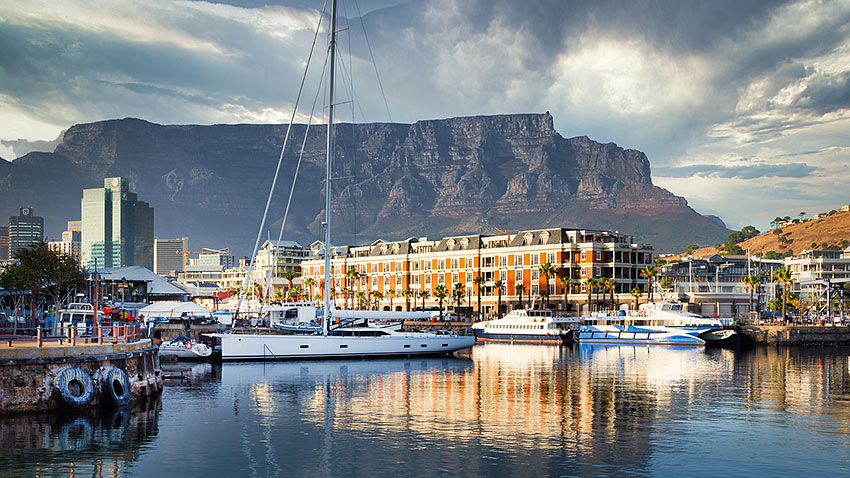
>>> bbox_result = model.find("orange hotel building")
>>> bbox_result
[301,228,654,316]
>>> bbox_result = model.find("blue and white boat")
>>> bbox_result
[577,302,724,346]
[471,309,580,344]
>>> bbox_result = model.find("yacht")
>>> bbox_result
[158,336,213,360]
[577,301,733,346]
[471,309,579,344]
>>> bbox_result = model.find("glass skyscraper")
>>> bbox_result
[81,177,154,269]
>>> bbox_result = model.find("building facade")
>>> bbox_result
[81,177,154,269]
[0,226,8,261]
[153,237,188,277]
[785,248,850,296]
[8,207,44,258]
[301,228,653,316]
[47,220,82,262]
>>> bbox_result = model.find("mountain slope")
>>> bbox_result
[0,113,729,254]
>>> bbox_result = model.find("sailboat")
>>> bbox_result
[209,0,475,360]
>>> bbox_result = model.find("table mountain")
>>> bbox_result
[0,113,728,255]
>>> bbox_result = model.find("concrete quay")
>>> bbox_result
[0,340,162,415]
[741,325,850,345]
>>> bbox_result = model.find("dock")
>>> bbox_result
[741,325,850,345]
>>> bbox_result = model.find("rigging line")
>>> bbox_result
[236,0,329,318]
[334,48,368,124]
[262,46,331,302]
[329,45,361,245]
[353,0,392,122]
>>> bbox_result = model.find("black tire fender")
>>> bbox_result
[100,366,131,407]
[53,367,95,410]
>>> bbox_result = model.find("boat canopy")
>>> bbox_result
[138,301,212,321]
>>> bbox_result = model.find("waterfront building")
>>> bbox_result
[784,248,850,297]
[153,237,188,277]
[301,228,653,316]
[658,254,781,316]
[0,226,8,261]
[7,207,44,258]
[81,177,154,269]
[188,248,234,269]
[47,220,83,261]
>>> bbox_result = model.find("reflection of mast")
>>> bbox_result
[321,375,335,478]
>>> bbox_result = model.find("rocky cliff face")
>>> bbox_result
[0,113,728,254]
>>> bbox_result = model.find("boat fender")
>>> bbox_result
[100,366,131,407]
[53,367,95,410]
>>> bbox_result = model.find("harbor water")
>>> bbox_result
[3,344,850,477]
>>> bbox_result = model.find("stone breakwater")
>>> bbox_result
[742,326,850,345]
[0,340,162,415]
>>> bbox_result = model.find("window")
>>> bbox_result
[424,260,431,270]
[451,258,459,269]
[438,259,445,270]
[438,274,445,285]
[499,255,508,267]
[530,254,539,265]
[547,253,556,264]
[595,251,602,261]
[581,251,587,261]
[515,254,523,266]
[531,269,539,281]
[411,275,420,285]
[412,261,421,271]
[467,257,474,269]
[452,272,459,283]
[500,270,507,281]
[425,274,431,285]
[483,256,494,267]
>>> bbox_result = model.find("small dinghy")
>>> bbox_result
[158,336,212,360]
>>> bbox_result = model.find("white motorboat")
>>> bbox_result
[471,309,579,344]
[158,336,213,360]
[212,3,475,361]
[577,301,734,346]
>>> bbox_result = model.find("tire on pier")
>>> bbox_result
[53,367,95,410]
[100,366,131,407]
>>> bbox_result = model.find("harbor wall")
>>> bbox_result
[0,340,162,415]
[742,326,850,345]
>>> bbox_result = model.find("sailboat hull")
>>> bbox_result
[209,333,475,361]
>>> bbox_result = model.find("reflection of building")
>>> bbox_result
[7,207,44,258]
[154,237,188,277]
[659,254,782,315]
[302,229,653,315]
[81,177,154,269]
[47,220,82,261]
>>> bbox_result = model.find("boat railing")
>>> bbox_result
[1,323,145,348]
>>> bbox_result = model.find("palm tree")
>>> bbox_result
[742,274,762,321]
[539,262,556,309]
[355,291,366,310]
[630,286,642,310]
[433,285,447,320]
[515,283,526,310]
[287,285,302,301]
[419,289,430,312]
[773,267,794,323]
[601,277,616,311]
[584,277,597,313]
[304,277,315,303]
[452,282,465,316]
[272,290,284,304]
[283,270,299,294]
[559,276,573,312]
[494,280,504,319]
[370,290,383,310]
[401,289,413,311]
[640,266,657,302]
[386,289,396,310]
[473,275,485,321]
[346,267,360,298]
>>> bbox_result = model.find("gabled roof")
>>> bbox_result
[98,266,189,296]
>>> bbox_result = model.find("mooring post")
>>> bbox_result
[112,325,118,344]
[37,326,42,348]
[98,325,103,344]
[70,327,76,346]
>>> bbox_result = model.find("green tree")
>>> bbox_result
[419,289,430,312]
[473,275,485,321]
[452,282,465,315]
[433,285,447,320]
[773,267,794,323]
[370,290,383,310]
[515,283,526,310]
[303,277,315,303]
[355,290,366,310]
[640,266,657,302]
[283,270,299,292]
[685,244,699,255]
[538,262,556,309]
[386,289,396,310]
[559,276,572,312]
[630,286,642,310]
[494,280,504,319]
[742,274,762,320]
[401,288,413,311]
[584,277,597,313]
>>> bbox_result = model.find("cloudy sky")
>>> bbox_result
[1,0,849,230]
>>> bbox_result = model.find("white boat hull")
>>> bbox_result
[210,333,475,361]
[158,342,213,359]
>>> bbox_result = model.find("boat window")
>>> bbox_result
[340,344,348,349]
[671,304,682,311]
[442,344,448,347]
[420,344,427,347]
[403,344,411,348]
[300,344,309,349]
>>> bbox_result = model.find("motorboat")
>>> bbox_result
[158,336,213,360]
[577,301,738,346]
[471,309,579,344]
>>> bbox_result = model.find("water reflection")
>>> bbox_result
[4,345,850,476]
[0,402,161,478]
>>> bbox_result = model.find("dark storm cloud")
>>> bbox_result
[656,162,817,179]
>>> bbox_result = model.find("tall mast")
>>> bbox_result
[323,0,337,335]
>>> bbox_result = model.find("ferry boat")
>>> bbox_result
[577,302,728,346]
[471,309,580,344]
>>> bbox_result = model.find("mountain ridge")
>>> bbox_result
[0,113,729,255]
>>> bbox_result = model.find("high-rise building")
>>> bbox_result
[0,226,8,261]
[48,220,83,262]
[154,237,188,277]
[81,177,154,269]
[8,207,44,258]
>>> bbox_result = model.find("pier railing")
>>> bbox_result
[0,324,144,348]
